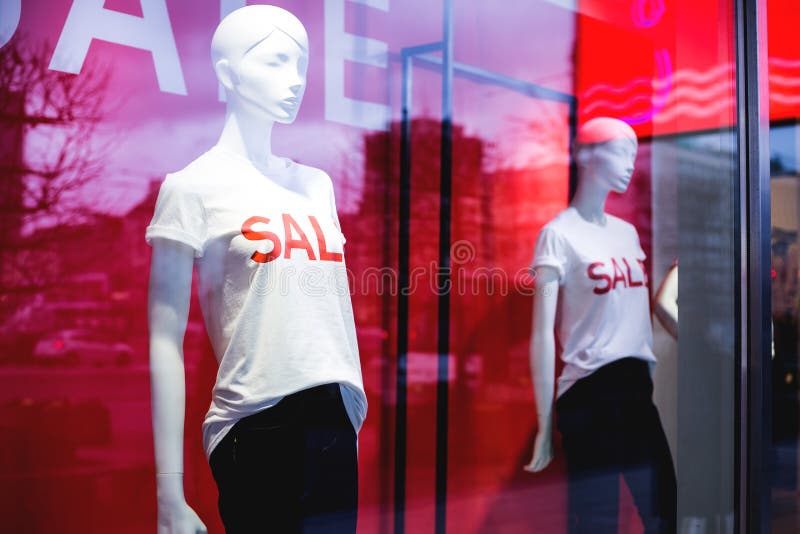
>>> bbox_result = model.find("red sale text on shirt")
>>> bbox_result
[241,214,343,264]
[587,258,648,295]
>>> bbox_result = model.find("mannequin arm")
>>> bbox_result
[654,264,678,339]
[148,238,207,534]
[524,266,560,473]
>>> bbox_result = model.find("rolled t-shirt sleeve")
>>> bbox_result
[530,226,568,283]
[145,174,206,257]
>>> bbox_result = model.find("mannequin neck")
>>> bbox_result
[216,106,284,170]
[570,170,611,225]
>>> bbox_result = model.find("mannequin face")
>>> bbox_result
[586,138,638,193]
[228,30,308,123]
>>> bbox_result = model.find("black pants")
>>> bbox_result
[556,358,677,534]
[209,383,358,534]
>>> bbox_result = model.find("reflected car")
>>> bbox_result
[32,329,134,367]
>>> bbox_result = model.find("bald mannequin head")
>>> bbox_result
[576,117,636,147]
[211,5,308,68]
[574,117,638,166]
[211,5,309,124]
[574,117,638,193]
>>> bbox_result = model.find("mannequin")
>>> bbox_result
[524,117,676,533]
[146,6,366,533]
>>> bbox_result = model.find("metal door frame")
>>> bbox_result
[394,2,576,532]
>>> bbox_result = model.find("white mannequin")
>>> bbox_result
[524,118,676,531]
[148,7,309,533]
[524,119,638,473]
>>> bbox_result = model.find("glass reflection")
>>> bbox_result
[0,1,744,532]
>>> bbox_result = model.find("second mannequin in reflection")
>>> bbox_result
[525,117,677,533]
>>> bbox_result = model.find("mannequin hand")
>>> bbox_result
[157,498,207,534]
[524,428,553,473]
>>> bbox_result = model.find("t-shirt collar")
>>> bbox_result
[568,205,608,227]
[210,144,294,176]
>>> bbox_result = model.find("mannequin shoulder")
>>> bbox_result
[290,162,335,196]
[607,214,640,235]
[161,152,226,193]
[292,162,332,184]
[183,149,229,177]
[539,208,577,235]
[606,217,645,251]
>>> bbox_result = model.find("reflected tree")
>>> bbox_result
[0,38,110,340]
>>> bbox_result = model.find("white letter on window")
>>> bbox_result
[324,0,390,131]
[0,0,21,49]
[217,0,246,101]
[49,0,186,95]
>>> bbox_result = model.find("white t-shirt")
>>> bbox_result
[145,145,367,459]
[530,206,656,398]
